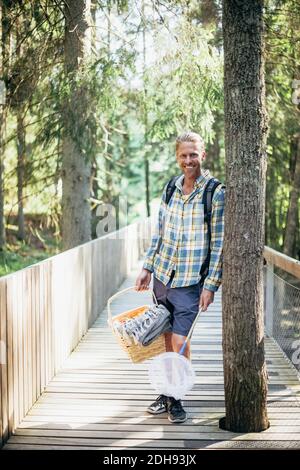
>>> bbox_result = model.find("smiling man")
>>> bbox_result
[135,131,225,423]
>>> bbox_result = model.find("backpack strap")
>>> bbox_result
[156,176,180,254]
[200,178,225,284]
[165,175,180,205]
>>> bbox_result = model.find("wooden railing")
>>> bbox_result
[264,246,300,338]
[0,218,152,447]
[264,246,300,280]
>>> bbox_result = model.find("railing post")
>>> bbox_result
[265,262,274,337]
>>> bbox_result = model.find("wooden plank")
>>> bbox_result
[44,264,49,383]
[51,368,297,376]
[17,272,24,424]
[6,434,300,446]
[31,267,37,405]
[6,277,13,437]
[25,406,300,418]
[12,427,300,440]
[5,440,300,450]
[16,418,300,429]
[40,388,300,398]
[11,275,19,430]
[48,261,54,383]
[23,411,300,424]
[22,270,29,420]
[0,279,8,444]
[27,269,33,412]
[19,412,300,422]
[39,264,46,393]
[34,266,41,399]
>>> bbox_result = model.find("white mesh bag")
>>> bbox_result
[148,352,196,400]
[148,308,203,400]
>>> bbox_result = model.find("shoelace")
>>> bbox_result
[157,394,167,404]
[168,398,183,412]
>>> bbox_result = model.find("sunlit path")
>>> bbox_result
[3,261,300,450]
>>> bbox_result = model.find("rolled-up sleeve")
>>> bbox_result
[203,185,225,292]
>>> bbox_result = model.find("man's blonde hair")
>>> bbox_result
[175,131,205,153]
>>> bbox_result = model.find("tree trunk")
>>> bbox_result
[0,99,5,251]
[206,108,223,176]
[142,0,150,217]
[62,0,92,249]
[265,145,277,247]
[90,0,100,239]
[283,135,300,257]
[0,1,10,250]
[221,0,269,432]
[15,16,26,241]
[16,110,25,240]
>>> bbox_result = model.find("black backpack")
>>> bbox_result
[160,175,225,285]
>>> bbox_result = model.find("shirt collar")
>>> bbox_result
[175,169,210,192]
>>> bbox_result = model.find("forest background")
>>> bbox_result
[0,0,299,279]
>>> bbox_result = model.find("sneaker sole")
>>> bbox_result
[168,415,187,423]
[146,408,167,415]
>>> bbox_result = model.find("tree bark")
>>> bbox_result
[16,110,25,240]
[142,0,150,217]
[221,0,269,432]
[90,1,100,239]
[62,0,92,250]
[283,134,300,257]
[206,108,223,176]
[15,18,26,241]
[0,1,10,250]
[0,96,5,251]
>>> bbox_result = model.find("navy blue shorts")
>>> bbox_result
[153,271,203,337]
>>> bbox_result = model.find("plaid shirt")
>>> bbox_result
[143,170,225,291]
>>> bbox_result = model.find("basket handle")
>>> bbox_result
[107,286,158,325]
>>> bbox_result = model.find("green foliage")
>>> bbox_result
[264,0,300,254]
[0,239,59,277]
[143,19,223,141]
[1,0,299,276]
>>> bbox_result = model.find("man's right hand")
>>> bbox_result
[135,268,152,291]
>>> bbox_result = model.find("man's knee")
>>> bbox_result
[171,333,187,352]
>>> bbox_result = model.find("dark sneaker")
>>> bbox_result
[167,397,187,423]
[147,395,168,415]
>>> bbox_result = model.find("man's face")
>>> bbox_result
[176,141,205,178]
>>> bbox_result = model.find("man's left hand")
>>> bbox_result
[199,289,214,311]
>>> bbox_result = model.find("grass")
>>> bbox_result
[0,238,61,277]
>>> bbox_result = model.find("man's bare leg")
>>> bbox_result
[164,332,191,359]
[171,333,191,360]
[164,331,174,352]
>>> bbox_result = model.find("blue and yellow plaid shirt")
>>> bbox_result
[143,170,225,291]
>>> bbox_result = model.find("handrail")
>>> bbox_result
[264,246,300,279]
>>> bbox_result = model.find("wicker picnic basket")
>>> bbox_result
[107,286,166,363]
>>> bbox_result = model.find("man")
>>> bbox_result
[135,131,225,423]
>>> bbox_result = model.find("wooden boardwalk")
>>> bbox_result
[4,262,300,450]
